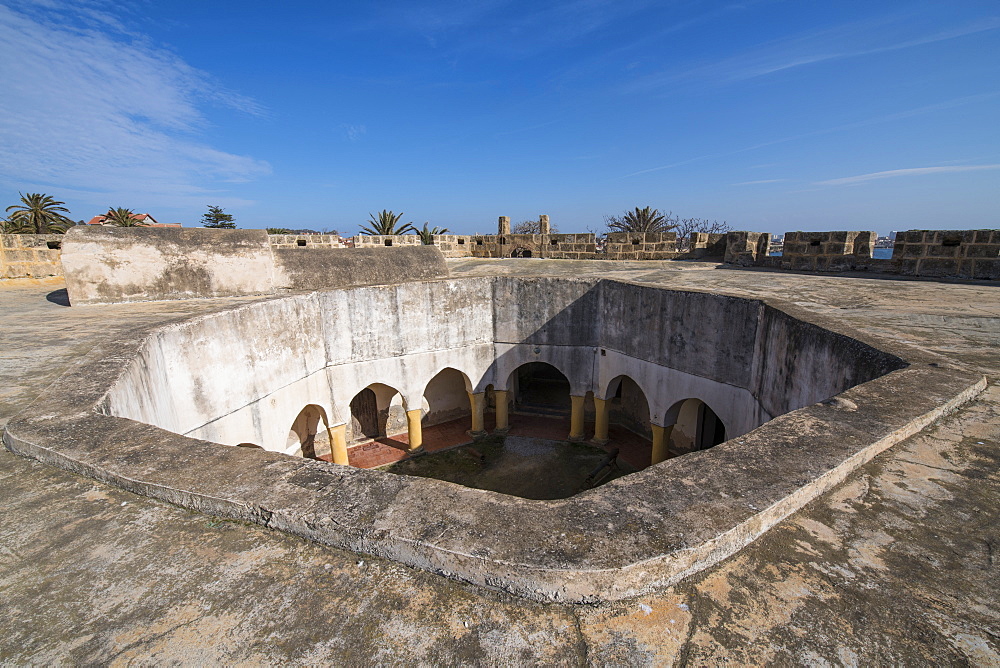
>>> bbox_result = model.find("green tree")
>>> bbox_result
[266,227,293,234]
[2,216,31,233]
[360,209,415,236]
[104,207,147,227]
[416,222,449,244]
[5,193,73,234]
[201,205,236,228]
[604,207,677,234]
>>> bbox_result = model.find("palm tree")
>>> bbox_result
[605,207,677,234]
[2,217,32,233]
[105,207,147,227]
[5,193,73,234]
[416,222,449,245]
[360,209,415,236]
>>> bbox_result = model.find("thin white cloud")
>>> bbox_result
[616,93,999,180]
[627,15,1000,91]
[816,165,1000,186]
[732,179,786,186]
[0,2,270,209]
[342,124,367,141]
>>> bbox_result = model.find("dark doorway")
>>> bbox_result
[697,403,727,450]
[513,362,571,415]
[350,388,379,439]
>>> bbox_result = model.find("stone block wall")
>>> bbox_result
[543,233,598,259]
[0,234,64,278]
[687,233,728,259]
[430,235,475,258]
[268,234,345,249]
[470,233,598,259]
[470,235,502,257]
[889,229,999,279]
[724,231,771,266]
[778,231,875,271]
[351,234,423,248]
[604,232,677,260]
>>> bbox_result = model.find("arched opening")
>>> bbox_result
[667,398,727,456]
[605,375,651,439]
[510,362,571,415]
[286,404,330,459]
[421,368,473,427]
[348,383,406,444]
[511,247,532,258]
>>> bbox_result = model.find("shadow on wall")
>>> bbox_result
[46,288,70,307]
[478,278,906,449]
[99,276,908,465]
[287,404,330,459]
[252,278,909,460]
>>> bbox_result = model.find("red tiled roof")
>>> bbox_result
[86,213,181,227]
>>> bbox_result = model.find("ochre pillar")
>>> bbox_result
[650,424,673,465]
[468,392,486,437]
[592,397,610,444]
[568,395,586,441]
[327,424,349,466]
[406,409,424,453]
[494,390,510,432]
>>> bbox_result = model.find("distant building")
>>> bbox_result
[86,213,181,227]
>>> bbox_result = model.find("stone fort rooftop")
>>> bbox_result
[1,257,998,663]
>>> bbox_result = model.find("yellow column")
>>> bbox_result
[406,409,424,453]
[592,397,610,444]
[650,424,673,465]
[468,392,486,437]
[494,390,510,432]
[327,424,349,466]
[568,395,586,441]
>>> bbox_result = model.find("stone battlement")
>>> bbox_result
[0,234,64,279]
[4,221,998,285]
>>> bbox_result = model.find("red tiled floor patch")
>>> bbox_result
[319,413,653,471]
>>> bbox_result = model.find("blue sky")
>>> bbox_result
[1,0,997,236]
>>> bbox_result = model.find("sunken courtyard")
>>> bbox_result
[1,226,998,664]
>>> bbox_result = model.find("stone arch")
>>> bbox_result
[421,367,474,427]
[604,374,651,439]
[664,397,727,456]
[286,404,330,459]
[507,361,572,415]
[347,383,407,443]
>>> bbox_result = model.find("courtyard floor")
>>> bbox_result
[330,413,653,472]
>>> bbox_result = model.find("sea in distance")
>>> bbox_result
[770,248,893,259]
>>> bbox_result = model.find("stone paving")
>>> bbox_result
[1,262,998,664]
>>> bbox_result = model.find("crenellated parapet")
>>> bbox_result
[0,233,64,278]
[604,232,677,260]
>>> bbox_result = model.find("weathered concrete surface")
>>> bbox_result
[7,274,973,603]
[272,245,448,291]
[60,227,449,305]
[2,263,998,662]
[61,227,276,304]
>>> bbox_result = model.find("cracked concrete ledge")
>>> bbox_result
[2,278,986,604]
